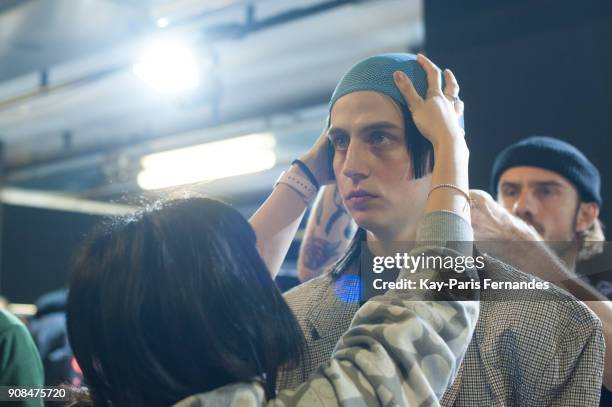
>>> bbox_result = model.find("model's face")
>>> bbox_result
[497,166,580,245]
[329,91,430,238]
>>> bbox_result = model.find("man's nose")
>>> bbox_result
[512,189,536,218]
[342,142,370,183]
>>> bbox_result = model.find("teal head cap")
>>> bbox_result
[329,53,464,128]
[330,53,429,110]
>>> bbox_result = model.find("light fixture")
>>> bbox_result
[133,40,200,93]
[156,17,169,28]
[137,133,277,190]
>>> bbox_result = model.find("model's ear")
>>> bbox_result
[575,201,599,233]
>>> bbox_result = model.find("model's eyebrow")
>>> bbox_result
[500,181,521,189]
[500,180,566,191]
[360,121,403,132]
[327,127,347,137]
[528,180,565,189]
[328,121,403,136]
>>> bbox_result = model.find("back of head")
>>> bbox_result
[67,197,303,407]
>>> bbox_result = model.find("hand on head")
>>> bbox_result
[392,53,465,148]
[299,128,336,186]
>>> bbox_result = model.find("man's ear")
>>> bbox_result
[575,202,599,233]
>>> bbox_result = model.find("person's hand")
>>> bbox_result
[470,190,577,290]
[393,53,464,149]
[470,190,542,241]
[299,128,335,186]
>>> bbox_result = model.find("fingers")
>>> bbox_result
[393,71,422,112]
[469,189,493,202]
[469,190,497,218]
[454,99,465,118]
[416,53,442,96]
[443,68,464,117]
[443,68,460,99]
[395,54,465,125]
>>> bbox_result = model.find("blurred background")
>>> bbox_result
[0,0,610,305]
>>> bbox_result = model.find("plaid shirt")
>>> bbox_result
[279,255,604,406]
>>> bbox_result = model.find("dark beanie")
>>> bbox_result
[491,136,602,206]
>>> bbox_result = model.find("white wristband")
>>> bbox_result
[274,170,317,205]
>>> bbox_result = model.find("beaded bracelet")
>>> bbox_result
[427,184,474,210]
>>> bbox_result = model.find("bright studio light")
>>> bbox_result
[156,18,169,28]
[133,40,200,93]
[137,133,277,190]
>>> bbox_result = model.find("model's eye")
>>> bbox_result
[368,131,390,145]
[366,131,391,146]
[535,185,556,198]
[330,133,349,151]
[501,186,519,197]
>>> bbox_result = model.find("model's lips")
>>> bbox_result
[346,190,378,206]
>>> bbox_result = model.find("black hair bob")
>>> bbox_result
[67,197,304,407]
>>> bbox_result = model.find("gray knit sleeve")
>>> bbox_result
[416,211,473,244]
